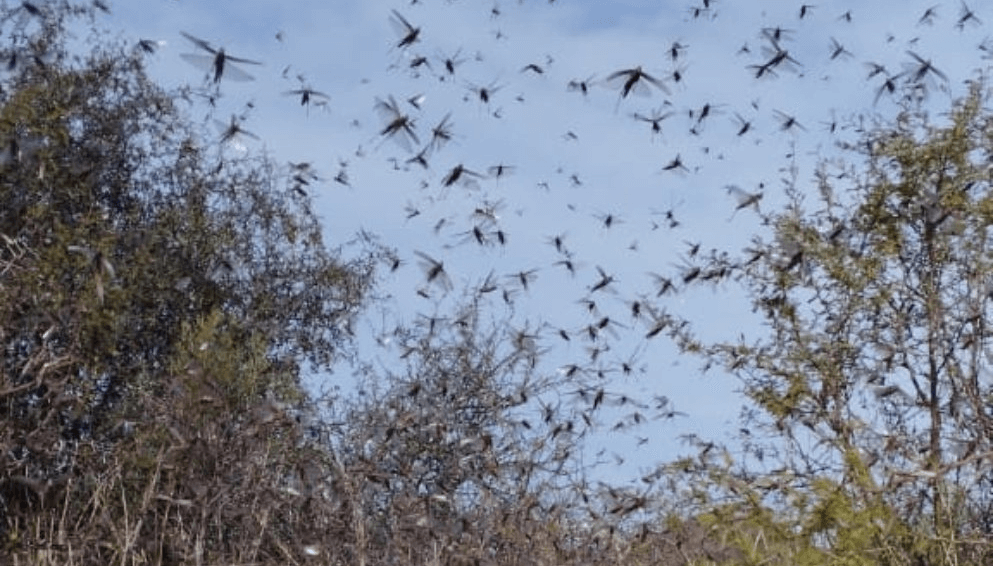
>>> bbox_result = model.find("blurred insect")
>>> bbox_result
[957,1,981,30]
[427,112,455,153]
[661,154,689,173]
[750,34,801,79]
[441,163,485,189]
[604,66,670,109]
[731,112,754,137]
[405,146,430,169]
[472,199,504,225]
[589,266,617,294]
[436,47,468,79]
[761,26,794,44]
[180,32,261,83]
[389,9,421,50]
[904,50,947,84]
[827,37,853,61]
[508,268,539,292]
[773,110,805,133]
[632,108,674,141]
[594,212,622,230]
[689,102,722,133]
[414,251,452,293]
[873,71,904,105]
[918,5,939,26]
[487,163,516,182]
[567,74,597,96]
[454,224,490,247]
[864,61,888,79]
[374,95,419,151]
[288,161,322,188]
[725,185,763,219]
[215,114,259,149]
[466,78,503,106]
[668,62,688,86]
[283,83,330,114]
[520,63,545,75]
[406,92,426,110]
[137,38,166,54]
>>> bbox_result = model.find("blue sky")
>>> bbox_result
[99,0,993,483]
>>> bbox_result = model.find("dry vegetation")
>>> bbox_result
[1,2,993,565]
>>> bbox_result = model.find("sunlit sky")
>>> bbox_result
[96,0,993,483]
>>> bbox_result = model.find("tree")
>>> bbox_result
[0,3,379,560]
[662,81,993,564]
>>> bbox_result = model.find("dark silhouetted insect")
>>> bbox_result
[605,66,670,108]
[685,240,701,257]
[864,61,888,79]
[828,37,852,61]
[405,146,430,169]
[441,163,484,188]
[554,258,577,276]
[472,199,504,225]
[436,47,467,78]
[215,114,259,147]
[389,9,421,50]
[661,154,688,173]
[750,34,801,78]
[589,266,617,294]
[456,225,489,247]
[773,109,805,133]
[725,185,763,218]
[487,163,516,181]
[904,50,947,84]
[407,54,430,73]
[414,250,452,292]
[546,233,567,254]
[567,74,596,96]
[137,39,166,54]
[918,5,939,26]
[180,32,261,83]
[594,212,622,230]
[466,78,503,105]
[428,113,455,153]
[690,101,722,130]
[957,1,981,30]
[873,71,904,105]
[520,63,544,75]
[632,108,674,140]
[374,95,419,151]
[508,269,539,292]
[283,84,330,114]
[732,112,754,137]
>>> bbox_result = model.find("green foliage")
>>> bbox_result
[665,81,993,565]
[0,2,376,560]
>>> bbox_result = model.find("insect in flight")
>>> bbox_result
[604,66,670,110]
[179,32,261,83]
[283,81,330,114]
[374,95,419,152]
